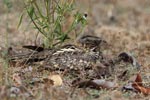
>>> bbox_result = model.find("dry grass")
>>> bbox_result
[0,0,150,100]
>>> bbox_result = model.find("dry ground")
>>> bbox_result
[0,0,150,100]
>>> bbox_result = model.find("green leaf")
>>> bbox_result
[17,12,24,29]
[57,33,70,42]
[54,17,62,35]
[27,6,34,18]
[3,0,12,9]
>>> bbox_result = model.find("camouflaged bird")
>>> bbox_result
[8,42,120,79]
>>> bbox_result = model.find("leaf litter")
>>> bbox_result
[1,0,150,100]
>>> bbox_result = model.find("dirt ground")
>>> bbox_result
[0,0,150,100]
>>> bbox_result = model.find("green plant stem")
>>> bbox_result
[44,0,50,24]
[21,0,87,48]
[26,7,48,39]
[33,1,44,18]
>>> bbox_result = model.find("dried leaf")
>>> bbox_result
[124,73,150,95]
[118,52,133,63]
[92,79,118,89]
[22,45,44,52]
[10,86,20,94]
[73,79,100,89]
[118,52,140,69]
[48,74,63,86]
[134,73,143,86]
[12,73,22,87]
[132,73,150,95]
[122,82,137,92]
[73,79,117,90]
[132,82,150,95]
